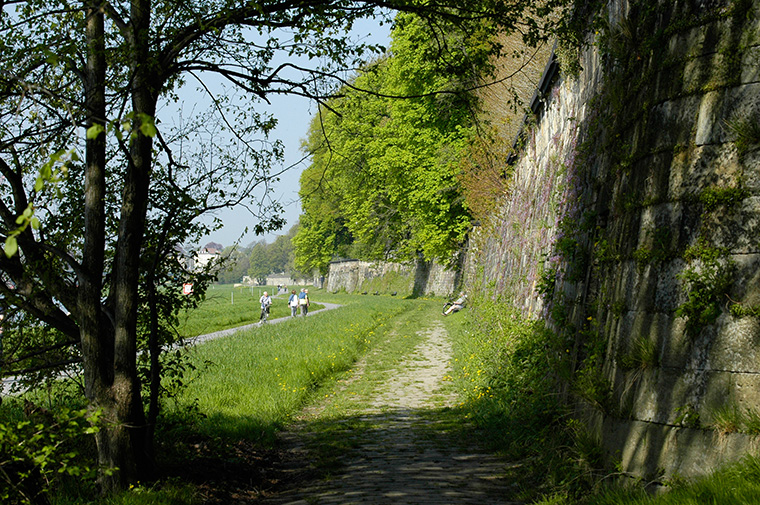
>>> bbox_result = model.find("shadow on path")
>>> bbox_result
[259,318,522,505]
[265,408,522,505]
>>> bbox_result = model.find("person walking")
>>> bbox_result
[259,291,272,323]
[298,288,310,316]
[288,289,299,317]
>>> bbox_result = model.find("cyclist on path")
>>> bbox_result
[259,291,272,323]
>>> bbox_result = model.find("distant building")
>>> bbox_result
[194,244,222,271]
[177,242,223,272]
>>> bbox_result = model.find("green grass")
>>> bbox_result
[1,289,422,505]
[439,298,579,501]
[51,480,198,505]
[8,287,760,505]
[440,291,760,505]
[169,292,418,442]
[573,454,760,505]
[176,284,323,337]
[285,300,443,474]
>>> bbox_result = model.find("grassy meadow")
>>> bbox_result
[169,290,417,443]
[4,285,760,504]
[176,284,323,337]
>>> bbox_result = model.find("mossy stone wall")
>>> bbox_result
[469,0,760,479]
[325,259,457,297]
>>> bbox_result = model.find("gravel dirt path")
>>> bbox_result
[262,318,521,505]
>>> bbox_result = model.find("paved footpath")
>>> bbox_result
[187,300,342,346]
[0,300,342,395]
[263,320,521,505]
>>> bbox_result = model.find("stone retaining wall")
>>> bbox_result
[468,0,760,479]
[325,259,457,297]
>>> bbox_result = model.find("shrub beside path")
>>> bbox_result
[262,317,521,504]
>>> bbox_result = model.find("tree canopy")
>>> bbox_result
[0,0,567,493]
[294,12,493,273]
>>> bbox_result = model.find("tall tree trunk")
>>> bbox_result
[104,0,159,485]
[80,0,155,491]
[80,1,123,491]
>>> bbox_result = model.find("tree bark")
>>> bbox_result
[80,0,155,490]
[104,0,159,486]
[80,0,119,490]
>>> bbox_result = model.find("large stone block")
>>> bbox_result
[654,258,687,313]
[637,202,683,248]
[606,203,642,255]
[609,261,659,313]
[668,144,744,202]
[739,5,760,47]
[658,315,696,370]
[611,311,671,359]
[621,367,702,424]
[699,201,760,253]
[744,150,760,191]
[645,95,701,151]
[730,253,760,306]
[742,46,760,84]
[696,84,760,145]
[613,313,760,421]
[732,372,760,411]
[666,24,711,63]
[681,52,733,94]
[706,315,760,372]
[699,370,737,423]
[643,151,675,203]
[616,364,753,428]
[601,417,760,479]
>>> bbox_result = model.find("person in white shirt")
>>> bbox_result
[443,292,467,316]
[259,291,272,322]
[288,289,299,317]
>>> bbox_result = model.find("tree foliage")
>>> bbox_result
[0,0,568,494]
[215,246,250,284]
[294,13,496,273]
[247,225,301,283]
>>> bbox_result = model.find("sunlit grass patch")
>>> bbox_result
[172,295,416,443]
[176,284,324,337]
[577,454,760,505]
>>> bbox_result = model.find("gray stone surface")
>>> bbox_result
[325,260,457,297]
[601,417,760,479]
[464,0,760,482]
[262,322,519,505]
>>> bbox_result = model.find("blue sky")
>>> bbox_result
[194,18,392,249]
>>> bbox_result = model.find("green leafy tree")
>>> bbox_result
[0,407,101,504]
[268,233,294,274]
[217,246,251,284]
[247,241,271,284]
[295,12,505,271]
[0,0,567,492]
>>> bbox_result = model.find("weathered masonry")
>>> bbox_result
[469,0,760,479]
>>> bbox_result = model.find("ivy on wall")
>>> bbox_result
[493,0,760,417]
